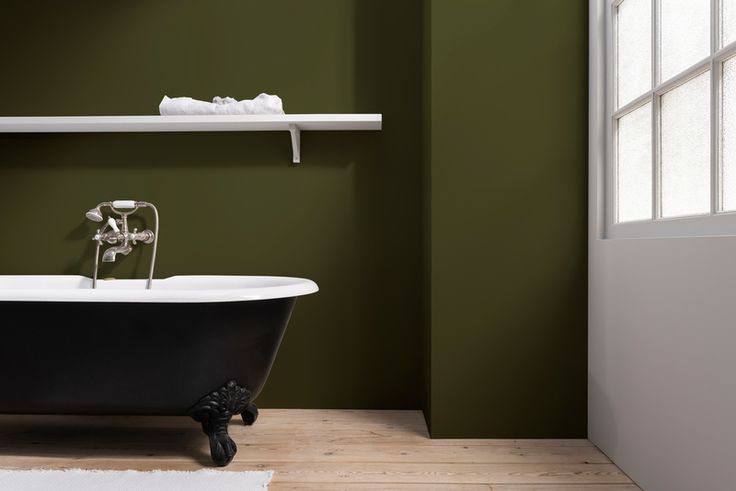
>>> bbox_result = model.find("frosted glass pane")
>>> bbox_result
[616,0,652,108]
[722,58,736,211]
[724,0,736,47]
[660,71,711,218]
[659,0,710,82]
[617,104,653,222]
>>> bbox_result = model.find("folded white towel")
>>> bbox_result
[159,93,284,115]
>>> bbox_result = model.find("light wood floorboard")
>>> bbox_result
[0,409,638,490]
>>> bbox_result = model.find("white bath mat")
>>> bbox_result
[0,468,273,491]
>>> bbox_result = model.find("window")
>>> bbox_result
[609,0,736,238]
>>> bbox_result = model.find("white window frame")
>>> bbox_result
[602,0,736,239]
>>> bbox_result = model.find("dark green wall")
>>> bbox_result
[0,0,589,435]
[424,0,588,437]
[0,0,423,409]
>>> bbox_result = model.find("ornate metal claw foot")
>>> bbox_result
[188,380,251,467]
[241,403,259,426]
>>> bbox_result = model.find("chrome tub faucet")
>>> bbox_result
[85,200,160,289]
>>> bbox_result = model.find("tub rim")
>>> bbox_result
[0,275,319,303]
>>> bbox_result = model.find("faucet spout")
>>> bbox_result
[102,243,132,263]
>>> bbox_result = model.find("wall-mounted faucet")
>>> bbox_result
[85,200,160,289]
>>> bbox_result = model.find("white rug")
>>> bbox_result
[0,468,273,491]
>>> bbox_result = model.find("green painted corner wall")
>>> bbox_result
[424,0,589,437]
[0,0,423,409]
[0,0,589,435]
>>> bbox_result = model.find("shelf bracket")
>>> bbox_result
[289,124,301,164]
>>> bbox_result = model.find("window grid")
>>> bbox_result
[609,0,736,237]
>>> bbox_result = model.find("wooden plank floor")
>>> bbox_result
[0,410,639,490]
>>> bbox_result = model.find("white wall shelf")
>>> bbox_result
[0,114,382,164]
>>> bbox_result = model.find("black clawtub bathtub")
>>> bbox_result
[0,275,318,466]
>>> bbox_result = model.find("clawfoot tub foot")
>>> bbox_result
[241,403,259,425]
[188,380,251,466]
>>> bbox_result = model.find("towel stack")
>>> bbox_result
[159,93,284,115]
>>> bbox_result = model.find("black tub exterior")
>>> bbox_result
[0,297,296,465]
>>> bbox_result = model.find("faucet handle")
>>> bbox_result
[129,228,154,245]
[107,217,120,233]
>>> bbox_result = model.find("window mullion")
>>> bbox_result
[712,0,720,215]
[607,1,616,232]
[652,0,659,220]
[613,92,652,119]
[712,58,720,214]
[715,0,721,50]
